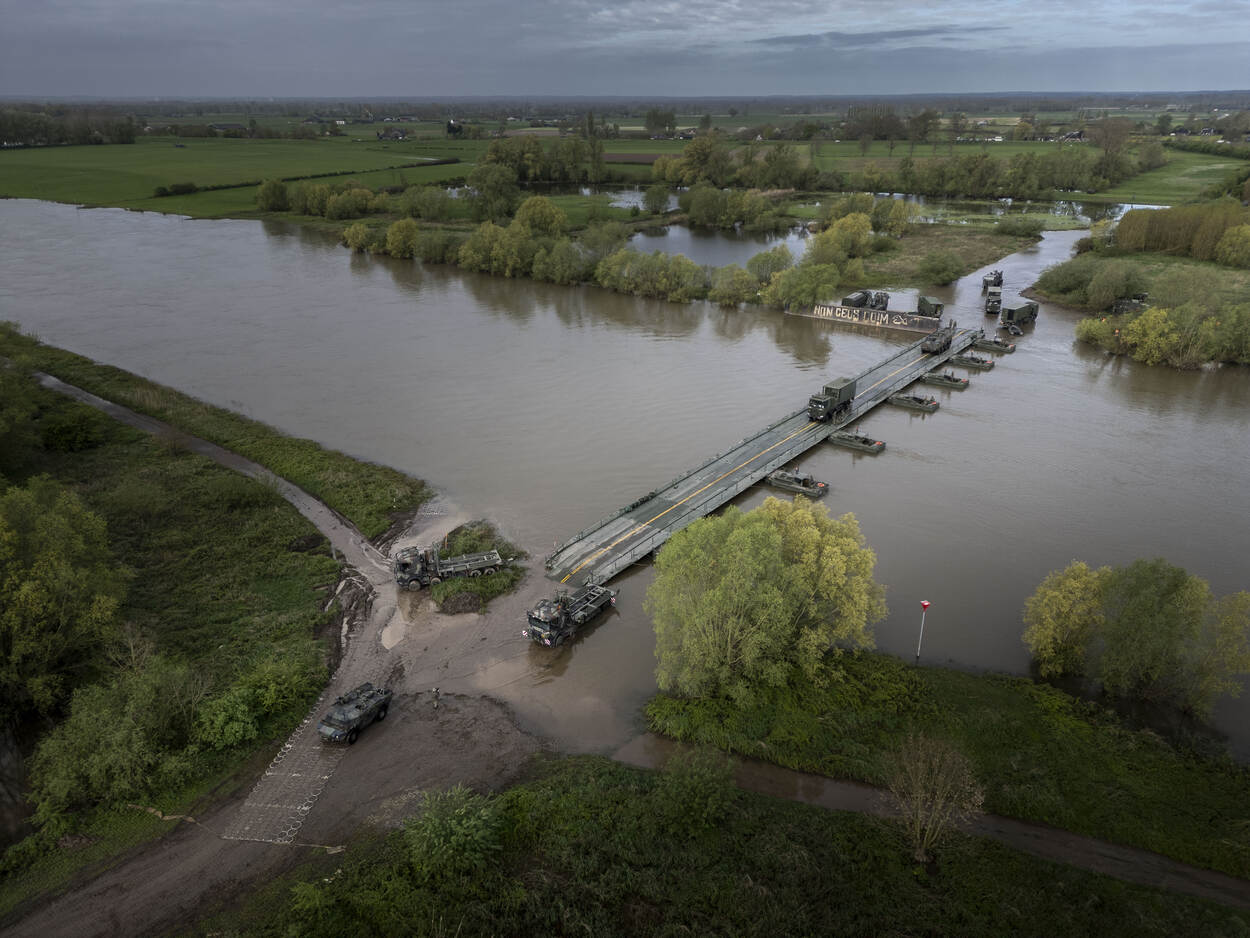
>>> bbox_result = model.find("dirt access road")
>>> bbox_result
[7,373,1249,936]
[6,376,546,938]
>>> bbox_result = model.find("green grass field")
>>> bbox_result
[0,135,452,206]
[1092,149,1247,204]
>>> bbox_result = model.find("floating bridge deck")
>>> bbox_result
[545,327,983,585]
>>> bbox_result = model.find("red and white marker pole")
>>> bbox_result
[915,600,931,664]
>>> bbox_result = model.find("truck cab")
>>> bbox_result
[393,546,433,589]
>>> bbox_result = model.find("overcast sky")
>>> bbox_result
[2,0,1248,98]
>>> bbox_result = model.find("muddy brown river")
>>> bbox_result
[2,199,1248,756]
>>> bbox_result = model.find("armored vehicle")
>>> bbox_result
[317,682,392,744]
[523,584,618,647]
[393,545,504,591]
[766,469,829,497]
[808,377,856,422]
[982,269,1003,290]
[984,285,1002,315]
[917,296,945,318]
[1000,301,1039,328]
[920,320,958,353]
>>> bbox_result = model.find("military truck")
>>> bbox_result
[808,377,856,422]
[984,285,1002,315]
[920,320,958,353]
[393,545,503,591]
[317,682,392,744]
[1000,301,1039,328]
[917,296,944,318]
[982,269,1003,290]
[522,583,618,647]
[841,290,889,310]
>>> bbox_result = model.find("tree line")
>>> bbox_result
[0,109,136,147]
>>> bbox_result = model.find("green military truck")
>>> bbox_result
[808,377,856,422]
[1000,301,1039,328]
[393,545,504,591]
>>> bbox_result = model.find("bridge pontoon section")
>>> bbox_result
[545,329,980,585]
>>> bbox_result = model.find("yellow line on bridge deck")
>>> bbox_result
[560,419,823,582]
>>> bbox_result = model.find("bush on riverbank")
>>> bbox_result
[1034,252,1250,366]
[646,651,1250,878]
[428,521,526,613]
[197,755,1249,937]
[0,325,431,539]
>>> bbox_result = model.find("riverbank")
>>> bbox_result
[0,326,431,539]
[646,651,1250,879]
[1031,251,1250,367]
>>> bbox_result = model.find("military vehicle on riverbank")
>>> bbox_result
[393,545,503,590]
[808,377,857,422]
[523,583,618,646]
[921,320,958,353]
[317,682,392,744]
[1000,301,1039,329]
[841,290,889,310]
[766,469,829,497]
[985,285,1002,315]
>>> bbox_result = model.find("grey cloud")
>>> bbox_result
[747,25,999,49]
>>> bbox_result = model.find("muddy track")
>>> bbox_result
[6,372,1248,936]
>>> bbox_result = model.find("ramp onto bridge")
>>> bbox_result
[545,328,981,585]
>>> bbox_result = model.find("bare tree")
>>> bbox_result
[886,734,984,863]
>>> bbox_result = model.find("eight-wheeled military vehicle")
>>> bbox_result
[808,377,856,422]
[393,545,503,591]
[920,320,958,353]
[317,682,392,744]
[1000,301,1039,328]
[523,583,618,646]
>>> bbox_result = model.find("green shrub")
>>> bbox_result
[995,216,1046,238]
[918,251,964,285]
[404,785,501,883]
[39,405,109,452]
[653,747,738,836]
